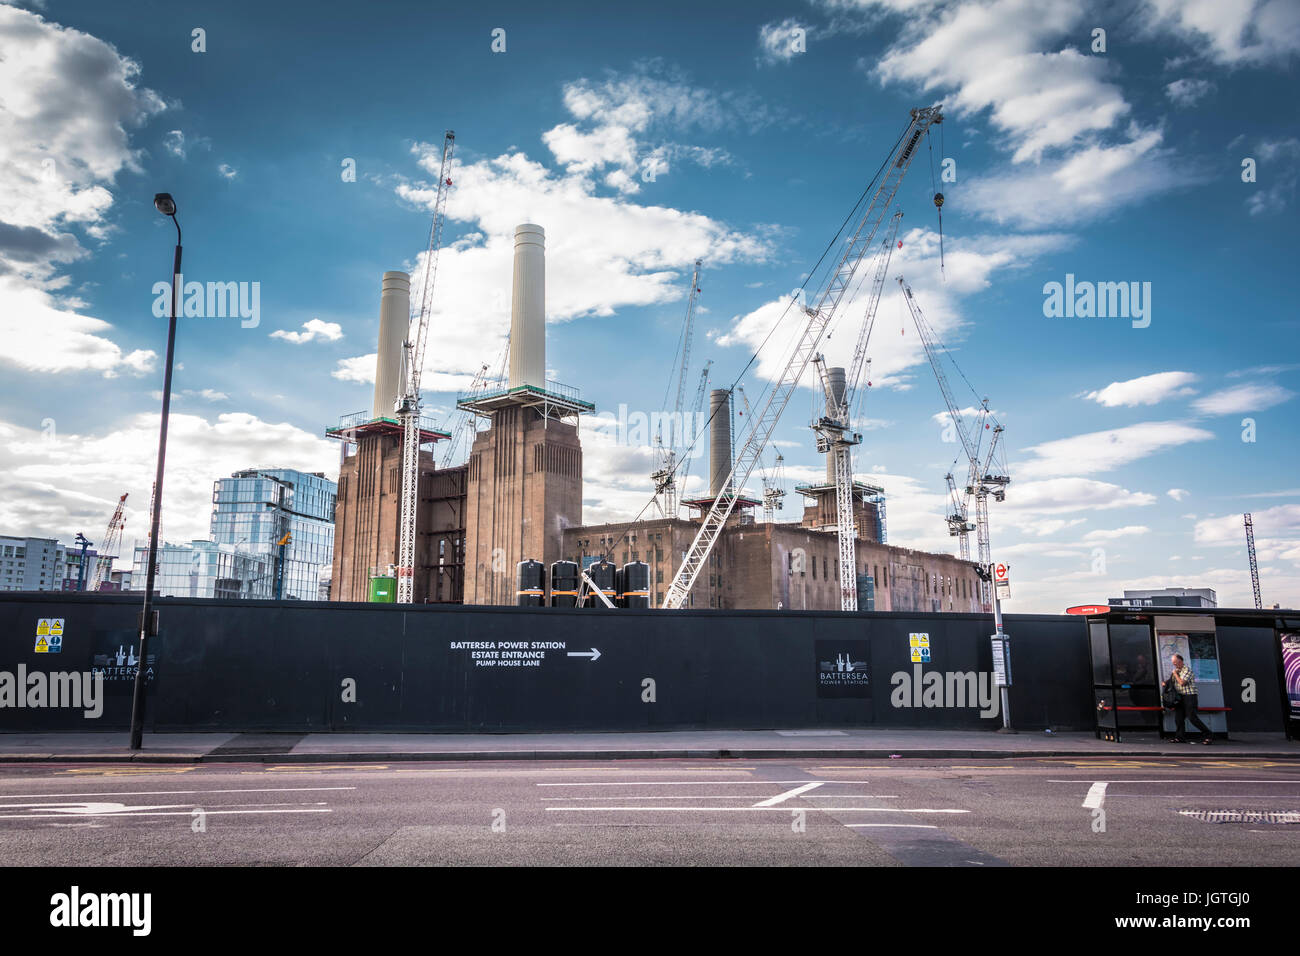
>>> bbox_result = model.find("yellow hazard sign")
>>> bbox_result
[36,618,64,636]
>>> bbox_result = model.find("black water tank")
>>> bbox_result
[550,560,579,608]
[584,559,616,609]
[515,559,545,607]
[620,561,650,609]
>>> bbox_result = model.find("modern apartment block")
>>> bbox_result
[0,536,67,592]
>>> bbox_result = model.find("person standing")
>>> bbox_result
[1168,653,1212,744]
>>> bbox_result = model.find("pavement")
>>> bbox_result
[0,728,1295,762]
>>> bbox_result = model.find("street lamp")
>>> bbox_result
[128,193,182,751]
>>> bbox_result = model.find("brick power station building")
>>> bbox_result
[328,222,982,611]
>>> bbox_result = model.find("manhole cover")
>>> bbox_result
[1177,809,1300,824]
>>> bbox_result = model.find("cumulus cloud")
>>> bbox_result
[1167,488,1189,501]
[1083,371,1198,407]
[0,412,338,545]
[1016,421,1214,479]
[1141,0,1300,66]
[1082,525,1151,542]
[271,318,344,344]
[0,4,167,373]
[1191,382,1295,415]
[1165,77,1215,106]
[217,163,237,180]
[757,18,811,65]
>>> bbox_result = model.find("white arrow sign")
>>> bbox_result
[567,648,602,662]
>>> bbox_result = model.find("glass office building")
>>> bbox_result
[131,540,275,599]
[209,469,337,600]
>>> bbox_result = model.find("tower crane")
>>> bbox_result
[651,259,704,518]
[814,209,903,610]
[439,362,489,468]
[91,493,128,591]
[396,130,455,605]
[897,276,1009,611]
[1244,513,1262,609]
[675,360,713,507]
[661,106,943,610]
[736,385,785,522]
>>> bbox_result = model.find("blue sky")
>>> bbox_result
[0,0,1297,611]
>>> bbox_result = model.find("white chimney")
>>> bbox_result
[508,224,545,390]
[372,271,409,419]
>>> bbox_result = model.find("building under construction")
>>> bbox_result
[327,219,981,611]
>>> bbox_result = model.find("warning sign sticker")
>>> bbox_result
[35,619,64,653]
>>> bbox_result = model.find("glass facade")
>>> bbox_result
[131,540,275,599]
[209,468,336,600]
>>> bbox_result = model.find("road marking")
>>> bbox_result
[247,764,389,773]
[545,807,969,813]
[60,767,196,776]
[537,780,824,787]
[844,823,939,829]
[542,794,899,801]
[1050,779,1300,784]
[1082,781,1108,809]
[0,808,331,819]
[753,782,824,807]
[0,786,354,801]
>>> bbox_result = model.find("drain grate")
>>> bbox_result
[1177,809,1300,824]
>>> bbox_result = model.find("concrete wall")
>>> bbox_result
[0,592,1110,733]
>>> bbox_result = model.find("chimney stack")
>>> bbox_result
[508,224,546,390]
[372,271,409,418]
[825,366,847,483]
[709,388,732,498]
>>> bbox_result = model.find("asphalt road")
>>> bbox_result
[0,756,1296,866]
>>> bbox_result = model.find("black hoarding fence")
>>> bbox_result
[1,591,1105,734]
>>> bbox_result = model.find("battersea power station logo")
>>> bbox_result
[816,641,870,698]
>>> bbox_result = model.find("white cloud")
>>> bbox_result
[1191,382,1295,415]
[217,163,237,180]
[1016,421,1214,479]
[1083,370,1198,407]
[856,0,1201,228]
[0,276,156,376]
[163,129,186,158]
[1245,137,1299,215]
[342,146,770,397]
[718,226,1070,394]
[758,18,810,65]
[0,412,338,545]
[1082,525,1151,542]
[999,477,1157,515]
[271,318,344,344]
[0,5,167,375]
[1167,488,1189,501]
[1165,77,1215,106]
[1141,0,1300,66]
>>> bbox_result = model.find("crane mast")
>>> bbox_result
[661,106,943,610]
[675,360,713,507]
[1244,513,1262,609]
[898,276,1008,611]
[91,493,128,591]
[652,260,704,518]
[737,385,785,522]
[818,209,903,610]
[396,130,455,605]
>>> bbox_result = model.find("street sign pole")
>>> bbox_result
[991,561,1013,733]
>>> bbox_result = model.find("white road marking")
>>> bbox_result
[536,780,850,787]
[1050,779,1300,785]
[1083,782,1108,809]
[0,809,331,819]
[753,782,824,807]
[542,794,899,801]
[0,786,354,801]
[844,823,939,829]
[546,806,969,813]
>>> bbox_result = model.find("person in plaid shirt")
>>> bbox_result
[1168,653,1212,744]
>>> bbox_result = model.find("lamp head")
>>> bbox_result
[153,193,176,216]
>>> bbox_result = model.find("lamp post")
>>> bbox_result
[128,193,181,751]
